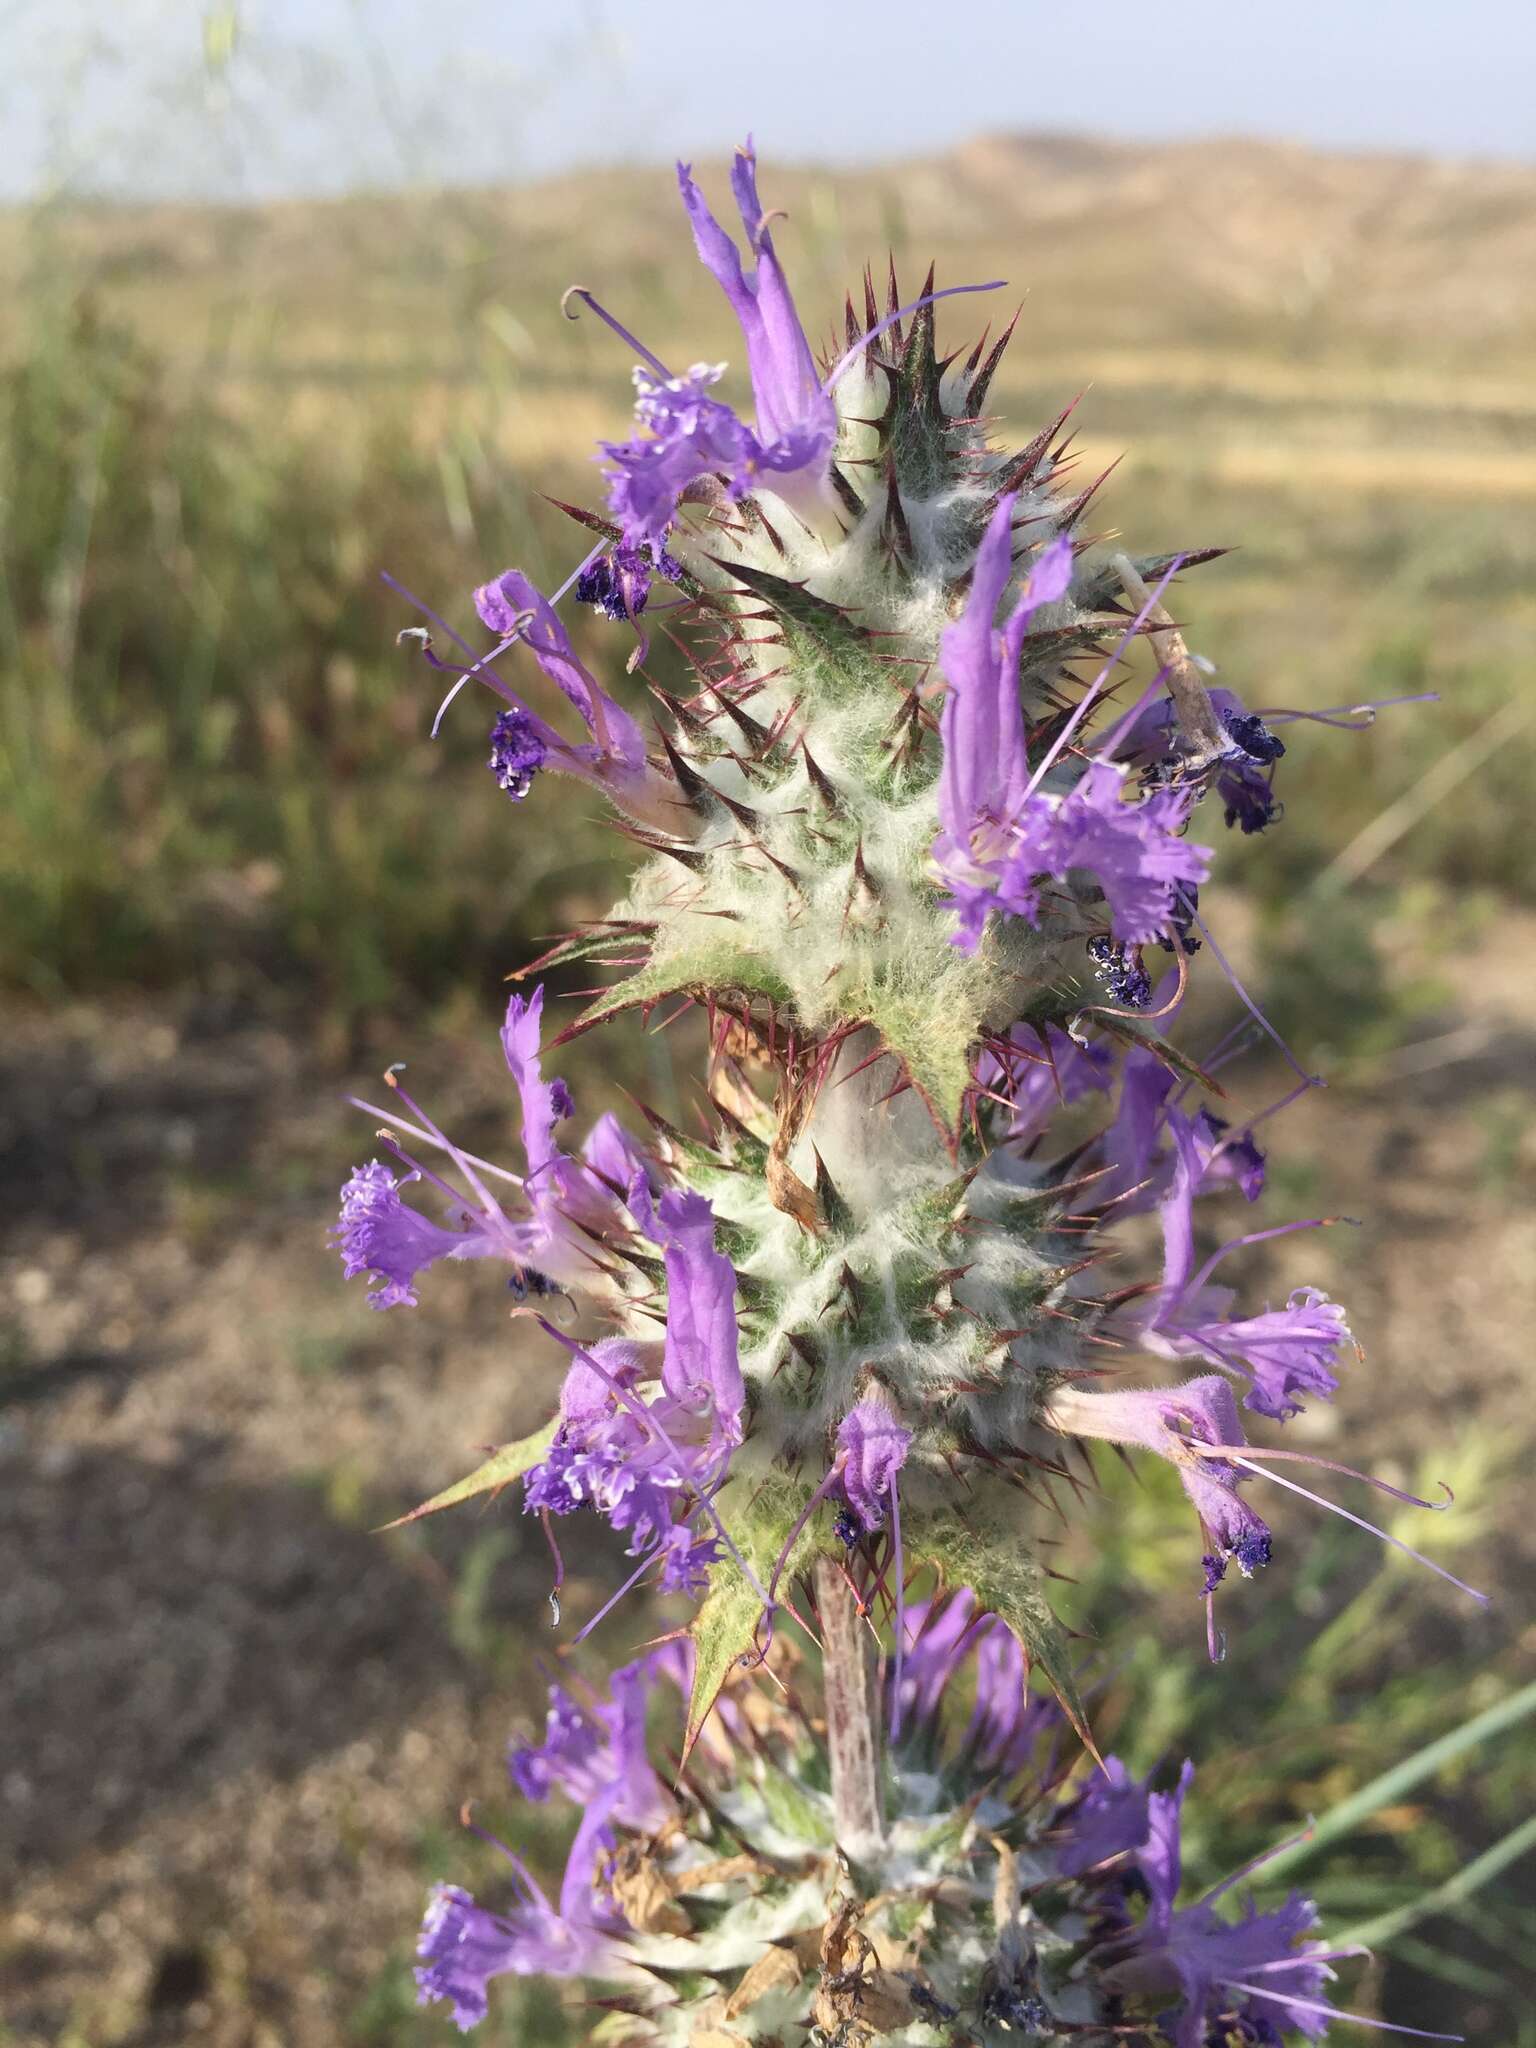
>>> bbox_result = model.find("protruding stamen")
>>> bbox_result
[1186,898,1320,1091]
[1199,1447,1488,1603]
[1222,1986,1461,2041]
[560,285,674,381]
[823,279,1006,393]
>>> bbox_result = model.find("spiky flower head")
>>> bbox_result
[341,138,1486,2043]
[416,1601,1350,2045]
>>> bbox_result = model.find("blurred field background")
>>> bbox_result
[3,29,1536,2048]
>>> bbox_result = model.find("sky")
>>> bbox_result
[3,0,1534,202]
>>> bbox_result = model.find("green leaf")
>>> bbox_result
[380,1418,557,1529]
[715,557,870,661]
[684,1477,823,1763]
[1072,547,1230,612]
[918,1500,1097,1758]
[757,1762,835,1847]
[873,993,976,1139]
[686,1568,766,1765]
[554,946,794,1046]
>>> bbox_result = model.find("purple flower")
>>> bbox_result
[1049,1364,1487,1618]
[999,760,1211,947]
[507,1687,602,1805]
[470,569,678,826]
[414,1885,531,2029]
[332,1161,506,1311]
[1054,1756,1153,1878]
[601,142,839,544]
[683,145,831,461]
[1095,1045,1177,1208]
[933,496,1075,947]
[835,1394,913,1535]
[885,1589,980,1735]
[985,1022,1114,1145]
[1085,934,1154,1008]
[650,1187,746,1448]
[1220,753,1284,833]
[964,1612,1057,1777]
[580,1110,652,1199]
[574,541,684,622]
[1120,685,1286,837]
[655,1522,722,1595]
[1141,1757,1194,1939]
[1043,1375,1274,1594]
[1191,1107,1267,1202]
[343,989,650,1311]
[522,1183,745,1587]
[587,1649,680,1834]
[1143,1111,1349,1421]
[937,499,1074,849]
[603,362,758,548]
[414,1855,616,2026]
[418,1650,689,2026]
[523,1338,681,1556]
[498,987,643,1287]
[1173,1290,1354,1423]
[1094,1059,1265,1217]
[1101,1760,1336,2048]
[885,1591,1055,1777]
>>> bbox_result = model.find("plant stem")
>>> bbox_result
[816,1556,885,1859]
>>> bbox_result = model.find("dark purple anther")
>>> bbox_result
[1232,1528,1273,1577]
[1218,756,1283,834]
[1159,884,1202,957]
[488,707,547,799]
[1220,705,1286,764]
[1087,935,1153,1008]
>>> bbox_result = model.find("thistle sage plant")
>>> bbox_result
[337,142,1485,2044]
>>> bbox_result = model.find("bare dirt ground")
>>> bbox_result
[3,944,1534,2047]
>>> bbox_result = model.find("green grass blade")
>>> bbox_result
[1337,1811,1536,1950]
[1259,1678,1536,1883]
[1389,1935,1516,2000]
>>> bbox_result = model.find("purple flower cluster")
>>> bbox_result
[897,1615,1343,2040]
[598,143,840,548]
[333,986,649,1312]
[415,1645,685,2029]
[1069,1759,1338,2048]
[935,496,1211,957]
[888,1590,1059,1779]
[525,1184,746,1597]
[418,1597,1345,2043]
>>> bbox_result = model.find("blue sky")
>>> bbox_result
[4,0,1534,200]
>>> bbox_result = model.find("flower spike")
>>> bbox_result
[336,135,1485,2048]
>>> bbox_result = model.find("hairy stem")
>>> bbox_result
[815,1556,886,1859]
